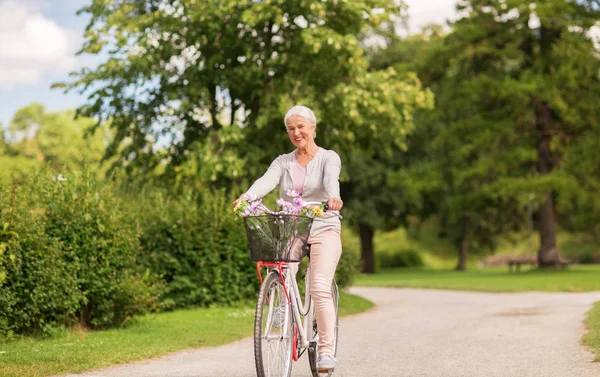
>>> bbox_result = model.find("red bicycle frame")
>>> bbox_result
[256,261,291,303]
[256,261,299,361]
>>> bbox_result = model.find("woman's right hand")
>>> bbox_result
[233,194,249,209]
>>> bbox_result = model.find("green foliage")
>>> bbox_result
[378,249,424,269]
[0,103,110,186]
[0,169,162,337]
[369,0,600,268]
[39,169,163,328]
[0,179,81,338]
[558,134,600,239]
[335,242,360,289]
[56,0,403,179]
[133,188,257,309]
[583,301,600,362]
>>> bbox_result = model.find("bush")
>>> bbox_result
[378,249,425,269]
[336,241,360,289]
[0,179,82,338]
[135,189,258,309]
[39,169,163,328]
[0,169,163,337]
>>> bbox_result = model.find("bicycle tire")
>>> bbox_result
[308,279,339,377]
[254,271,294,377]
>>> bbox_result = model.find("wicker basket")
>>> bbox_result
[243,214,314,262]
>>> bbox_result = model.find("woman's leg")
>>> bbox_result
[308,229,342,357]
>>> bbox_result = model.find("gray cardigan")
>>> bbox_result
[245,147,342,236]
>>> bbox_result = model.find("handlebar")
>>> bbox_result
[244,198,329,214]
[302,201,329,212]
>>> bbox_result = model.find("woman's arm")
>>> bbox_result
[323,150,341,200]
[245,155,284,199]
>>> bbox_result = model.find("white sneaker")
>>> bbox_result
[317,354,336,372]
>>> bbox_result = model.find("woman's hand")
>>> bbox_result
[233,194,249,209]
[327,197,343,211]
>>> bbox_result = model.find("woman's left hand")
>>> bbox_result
[327,198,343,211]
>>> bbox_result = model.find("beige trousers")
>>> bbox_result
[307,228,342,356]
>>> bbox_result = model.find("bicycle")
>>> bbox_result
[242,201,339,377]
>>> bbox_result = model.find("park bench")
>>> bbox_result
[507,256,572,272]
[507,256,537,272]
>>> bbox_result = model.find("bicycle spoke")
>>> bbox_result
[256,273,293,377]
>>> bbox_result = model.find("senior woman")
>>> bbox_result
[234,105,343,372]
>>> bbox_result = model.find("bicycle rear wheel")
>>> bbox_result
[254,271,294,377]
[308,279,339,377]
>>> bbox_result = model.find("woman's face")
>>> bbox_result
[286,115,315,149]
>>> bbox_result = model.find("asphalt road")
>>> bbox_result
[61,287,600,377]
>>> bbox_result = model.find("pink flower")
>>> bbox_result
[286,189,300,198]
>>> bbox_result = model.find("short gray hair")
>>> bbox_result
[284,105,317,127]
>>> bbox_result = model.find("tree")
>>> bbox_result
[56,1,433,272]
[558,125,600,241]
[0,103,110,185]
[368,0,600,269]
[442,0,600,268]
[54,1,398,175]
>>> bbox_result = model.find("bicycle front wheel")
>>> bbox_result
[308,279,339,377]
[254,271,294,377]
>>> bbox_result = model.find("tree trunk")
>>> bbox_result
[537,194,559,267]
[359,222,375,274]
[456,236,469,271]
[455,221,470,271]
[535,100,559,268]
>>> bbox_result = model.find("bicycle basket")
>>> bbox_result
[243,214,314,262]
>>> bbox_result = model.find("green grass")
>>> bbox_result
[338,290,374,316]
[0,292,372,377]
[583,302,600,362]
[355,265,600,292]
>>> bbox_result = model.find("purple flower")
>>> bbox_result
[286,189,300,198]
[293,197,303,206]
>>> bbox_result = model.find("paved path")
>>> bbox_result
[61,287,600,377]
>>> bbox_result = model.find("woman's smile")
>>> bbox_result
[287,115,314,148]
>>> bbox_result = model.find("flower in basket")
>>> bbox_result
[233,194,265,219]
[234,190,326,219]
[283,190,325,218]
[311,206,324,217]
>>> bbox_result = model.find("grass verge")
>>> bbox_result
[583,302,600,362]
[355,265,600,292]
[0,292,372,377]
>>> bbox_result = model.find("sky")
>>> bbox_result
[0,0,460,128]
